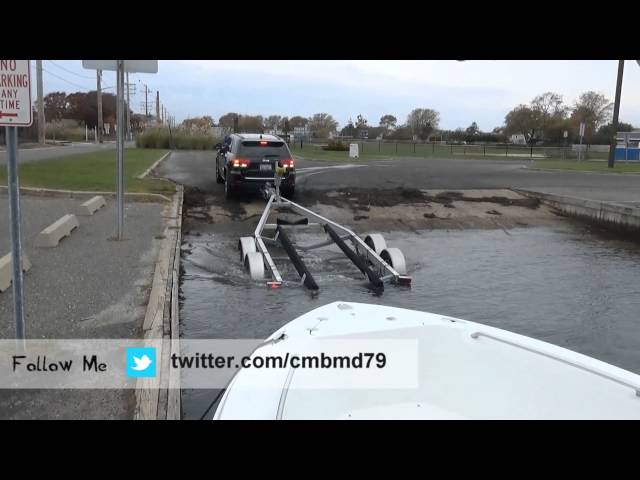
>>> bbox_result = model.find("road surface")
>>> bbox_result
[156,151,640,205]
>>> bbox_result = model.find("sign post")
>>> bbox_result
[116,60,125,239]
[1,60,33,347]
[82,60,158,240]
[578,122,585,162]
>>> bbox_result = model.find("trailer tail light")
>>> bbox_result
[281,159,294,168]
[233,159,250,168]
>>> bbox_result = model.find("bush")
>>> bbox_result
[322,139,349,151]
[46,120,87,142]
[136,128,218,150]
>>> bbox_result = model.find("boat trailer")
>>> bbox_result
[238,166,412,294]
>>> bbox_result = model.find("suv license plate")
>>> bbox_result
[260,164,272,171]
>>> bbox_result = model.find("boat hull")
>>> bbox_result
[214,302,640,420]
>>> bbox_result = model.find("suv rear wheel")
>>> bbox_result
[224,174,236,199]
[216,156,224,184]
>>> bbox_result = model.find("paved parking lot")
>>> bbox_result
[0,193,166,419]
[0,194,165,338]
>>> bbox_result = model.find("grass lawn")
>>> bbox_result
[291,143,386,161]
[1,148,175,194]
[290,143,639,173]
[531,159,640,173]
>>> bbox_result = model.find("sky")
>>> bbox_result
[34,60,640,131]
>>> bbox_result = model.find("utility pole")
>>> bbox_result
[608,60,625,169]
[126,72,131,141]
[143,83,149,117]
[116,61,125,240]
[36,60,45,145]
[156,91,160,124]
[97,70,103,143]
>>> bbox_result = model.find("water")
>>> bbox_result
[179,223,640,419]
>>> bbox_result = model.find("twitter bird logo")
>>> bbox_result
[126,347,156,378]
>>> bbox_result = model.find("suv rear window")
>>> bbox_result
[237,140,290,159]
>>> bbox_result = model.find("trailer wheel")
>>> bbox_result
[380,248,407,275]
[364,233,387,254]
[244,252,265,281]
[238,237,257,263]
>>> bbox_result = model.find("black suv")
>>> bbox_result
[215,133,296,199]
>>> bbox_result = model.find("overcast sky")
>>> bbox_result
[36,60,640,131]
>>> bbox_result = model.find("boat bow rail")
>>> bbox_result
[470,331,640,397]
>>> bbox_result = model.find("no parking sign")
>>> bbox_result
[2,59,33,346]
[0,60,32,126]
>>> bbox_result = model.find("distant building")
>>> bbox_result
[617,131,640,147]
[509,134,527,145]
[292,125,311,142]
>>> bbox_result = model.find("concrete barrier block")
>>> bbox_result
[0,252,31,293]
[76,195,106,216]
[35,214,79,247]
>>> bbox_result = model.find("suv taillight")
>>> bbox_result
[232,159,250,168]
[280,159,294,168]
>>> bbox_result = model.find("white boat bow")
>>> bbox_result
[214,301,640,420]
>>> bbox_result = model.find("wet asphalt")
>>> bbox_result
[157,151,640,204]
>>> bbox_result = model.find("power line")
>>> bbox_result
[46,60,95,80]
[41,67,92,90]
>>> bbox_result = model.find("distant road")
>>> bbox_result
[295,156,640,204]
[156,151,640,205]
[0,141,134,165]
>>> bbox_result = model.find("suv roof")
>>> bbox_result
[232,133,282,142]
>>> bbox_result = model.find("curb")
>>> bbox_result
[512,188,640,231]
[137,151,172,179]
[0,185,172,203]
[523,166,640,175]
[134,184,183,420]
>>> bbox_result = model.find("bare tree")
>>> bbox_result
[218,112,240,128]
[530,92,569,142]
[406,108,440,140]
[307,113,338,138]
[570,91,613,143]
[531,92,567,119]
[264,115,282,130]
[379,114,397,133]
[355,114,368,128]
[504,105,540,145]
[289,116,308,128]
